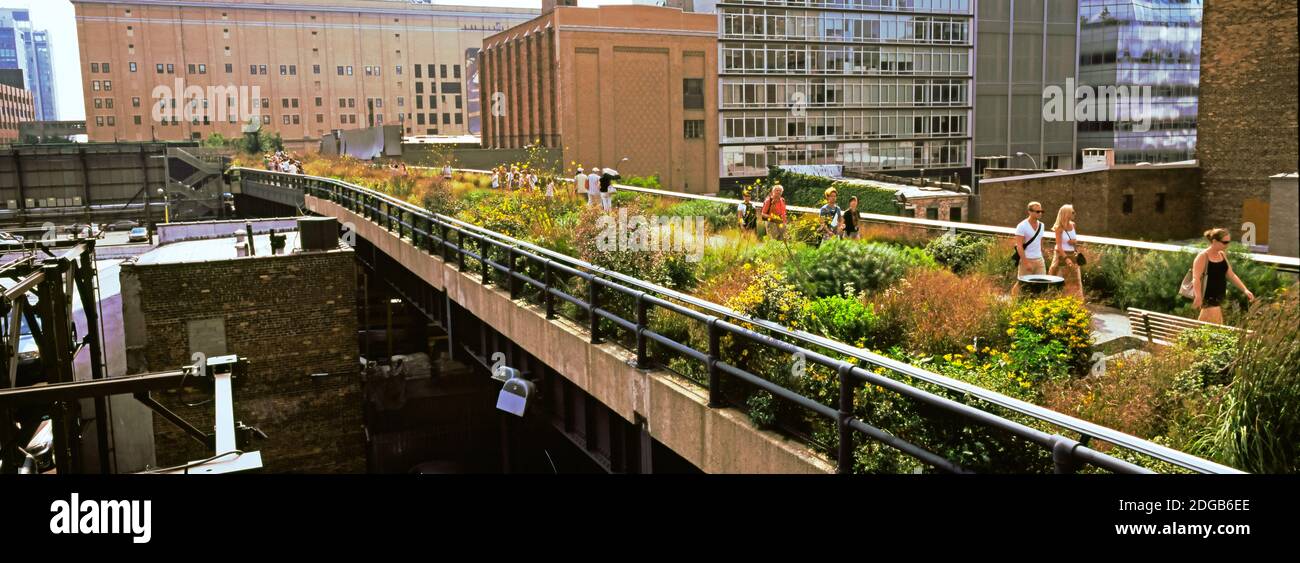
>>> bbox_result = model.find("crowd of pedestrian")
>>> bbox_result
[264,151,304,174]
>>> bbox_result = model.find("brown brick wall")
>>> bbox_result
[124,248,362,473]
[1198,0,1300,244]
[979,167,1201,240]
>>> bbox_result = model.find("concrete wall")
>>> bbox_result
[1198,0,1300,244]
[1269,174,1298,257]
[308,194,833,474]
[120,244,362,472]
[978,165,1201,240]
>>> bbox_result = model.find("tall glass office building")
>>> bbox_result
[712,0,974,182]
[1077,0,1201,164]
[0,9,56,121]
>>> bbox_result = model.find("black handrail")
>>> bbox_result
[236,167,1245,474]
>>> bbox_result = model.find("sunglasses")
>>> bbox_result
[1031,209,1043,214]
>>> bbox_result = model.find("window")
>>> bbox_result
[128,44,135,54]
[262,115,271,124]
[223,28,229,39]
[158,64,165,74]
[129,62,137,73]
[1122,194,1134,214]
[926,207,940,220]
[684,79,704,109]
[415,96,423,109]
[337,66,344,76]
[104,81,112,91]
[126,26,133,37]
[429,95,436,109]
[950,207,962,222]
[416,82,424,94]
[1155,193,1166,214]
[313,64,320,75]
[132,97,141,107]
[346,66,353,75]
[684,120,704,138]
[315,97,322,107]
[282,98,289,109]
[225,63,233,73]
[283,115,290,124]
[292,115,300,125]
[440,64,447,79]
[427,64,434,78]
[417,113,425,125]
[415,64,422,78]
[339,98,347,108]
[199,64,206,74]
[441,82,461,94]
[348,98,355,108]
[261,97,269,109]
[280,65,287,75]
[167,64,175,74]
[289,65,296,75]
[396,65,402,75]
[96,116,104,127]
[454,113,462,125]
[259,65,267,75]
[91,80,100,91]
[103,63,111,73]
[189,64,196,74]
[454,96,461,109]
[134,115,142,125]
[225,47,231,57]
[250,65,258,75]
[453,64,460,79]
[91,63,100,73]
[106,98,114,109]
[94,98,103,109]
[316,114,324,123]
[292,99,299,108]
[397,97,404,107]
[442,113,450,125]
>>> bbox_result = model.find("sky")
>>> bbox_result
[4,0,641,121]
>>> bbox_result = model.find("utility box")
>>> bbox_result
[298,216,340,251]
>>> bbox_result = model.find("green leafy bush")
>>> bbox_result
[1007,297,1093,378]
[767,168,899,215]
[787,239,935,299]
[806,294,877,346]
[925,232,993,274]
[665,199,737,232]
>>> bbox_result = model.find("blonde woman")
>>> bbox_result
[1192,228,1255,324]
[1048,204,1084,301]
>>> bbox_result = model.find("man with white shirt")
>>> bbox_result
[1011,201,1047,298]
[573,166,587,201]
[587,166,601,207]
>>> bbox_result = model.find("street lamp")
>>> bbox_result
[1015,152,1039,169]
[158,188,171,224]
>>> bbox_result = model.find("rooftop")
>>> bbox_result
[136,231,303,265]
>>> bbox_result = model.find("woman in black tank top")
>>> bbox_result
[1193,228,1256,324]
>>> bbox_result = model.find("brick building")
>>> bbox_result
[978,164,1201,241]
[1197,0,1299,245]
[120,224,362,472]
[70,0,538,145]
[0,69,34,142]
[479,4,719,193]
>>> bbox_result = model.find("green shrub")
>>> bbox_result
[665,199,737,232]
[767,168,899,215]
[1207,291,1300,473]
[1084,244,1288,319]
[747,391,778,429]
[1007,297,1093,378]
[621,174,662,189]
[788,239,935,299]
[806,294,877,346]
[925,232,992,274]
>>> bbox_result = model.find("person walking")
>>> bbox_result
[737,188,759,234]
[491,167,501,189]
[1011,201,1047,298]
[573,166,587,201]
[1048,204,1084,301]
[818,187,844,240]
[587,166,601,207]
[1191,228,1255,324]
[598,171,615,211]
[843,196,860,240]
[761,184,788,241]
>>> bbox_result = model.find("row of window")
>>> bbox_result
[722,44,970,75]
[722,139,968,176]
[722,110,969,142]
[722,10,971,45]
[89,80,113,92]
[721,77,968,109]
[719,0,972,14]
[88,62,111,73]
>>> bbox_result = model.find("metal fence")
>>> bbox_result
[237,167,1246,474]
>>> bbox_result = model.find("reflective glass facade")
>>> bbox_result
[716,0,974,179]
[1077,0,1201,164]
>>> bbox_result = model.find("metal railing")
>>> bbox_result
[237,167,1246,474]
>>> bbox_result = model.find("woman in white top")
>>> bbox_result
[1049,204,1084,301]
